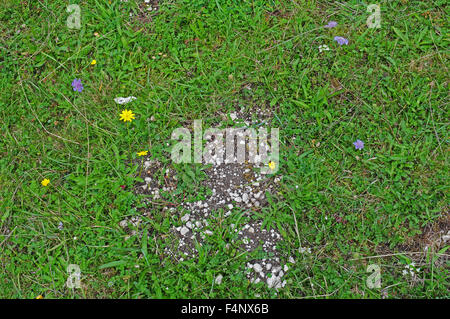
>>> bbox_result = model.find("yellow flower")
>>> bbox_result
[137,151,148,157]
[119,109,136,122]
[41,178,50,186]
[36,295,44,299]
[268,161,276,170]
[91,59,96,65]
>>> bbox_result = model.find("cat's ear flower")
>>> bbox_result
[119,109,136,122]
[268,161,276,170]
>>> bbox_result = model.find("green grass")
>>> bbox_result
[0,0,448,298]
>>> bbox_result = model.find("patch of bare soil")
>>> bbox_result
[374,212,449,273]
[399,213,450,265]
[122,109,294,289]
[121,0,162,30]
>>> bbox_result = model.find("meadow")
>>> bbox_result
[0,0,448,298]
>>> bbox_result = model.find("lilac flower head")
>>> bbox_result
[71,78,83,92]
[334,36,349,46]
[353,139,364,150]
[324,21,338,28]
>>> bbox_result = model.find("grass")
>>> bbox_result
[0,0,448,298]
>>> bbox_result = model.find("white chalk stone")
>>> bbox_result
[253,263,262,272]
[180,226,189,236]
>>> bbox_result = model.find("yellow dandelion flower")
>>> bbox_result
[91,59,96,65]
[268,161,276,170]
[41,178,50,186]
[36,295,44,299]
[137,151,148,157]
[119,109,136,122]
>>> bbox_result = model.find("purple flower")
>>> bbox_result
[353,139,364,150]
[58,221,64,230]
[71,78,83,92]
[324,21,338,28]
[334,36,349,46]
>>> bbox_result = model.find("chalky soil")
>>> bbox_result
[125,110,295,290]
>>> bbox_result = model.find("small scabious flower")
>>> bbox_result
[58,221,64,230]
[71,78,83,92]
[268,161,276,170]
[324,21,338,28]
[334,36,349,46]
[353,139,364,150]
[119,109,136,122]
[137,151,148,157]
[41,178,50,186]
